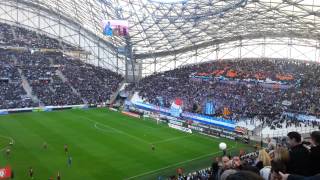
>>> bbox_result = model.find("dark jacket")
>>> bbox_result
[287,144,310,176]
[288,174,320,180]
[310,145,320,175]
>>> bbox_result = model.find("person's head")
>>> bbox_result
[257,149,271,167]
[287,131,301,147]
[220,169,238,180]
[270,160,287,180]
[273,147,289,163]
[211,162,219,172]
[241,165,260,175]
[221,156,230,169]
[226,170,263,180]
[267,137,272,143]
[232,156,241,169]
[311,131,320,146]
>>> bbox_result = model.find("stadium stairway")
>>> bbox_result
[109,80,126,105]
[10,26,16,40]
[55,69,87,104]
[18,69,41,105]
[58,40,65,51]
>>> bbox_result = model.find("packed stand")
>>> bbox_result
[54,55,123,104]
[0,22,78,50]
[0,50,35,109]
[0,49,123,108]
[0,22,123,108]
[133,58,320,120]
[17,51,123,106]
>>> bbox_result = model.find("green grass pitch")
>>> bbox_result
[0,108,250,180]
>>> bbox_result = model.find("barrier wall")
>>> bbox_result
[168,123,192,133]
[0,104,89,115]
[132,101,236,131]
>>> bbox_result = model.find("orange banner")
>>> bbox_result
[226,70,237,78]
[276,74,294,81]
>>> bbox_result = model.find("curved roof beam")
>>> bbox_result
[134,31,319,59]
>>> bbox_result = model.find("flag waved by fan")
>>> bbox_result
[170,98,183,117]
[0,166,11,179]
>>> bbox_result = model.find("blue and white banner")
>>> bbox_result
[181,112,236,131]
[132,101,235,131]
[204,101,215,115]
[132,101,171,115]
[156,96,164,107]
[0,110,8,115]
[283,112,320,122]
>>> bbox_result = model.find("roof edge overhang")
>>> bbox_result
[134,32,320,59]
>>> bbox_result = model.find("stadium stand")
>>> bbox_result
[128,59,320,133]
[0,22,77,50]
[0,21,124,108]
[133,59,320,116]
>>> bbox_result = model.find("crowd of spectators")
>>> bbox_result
[132,58,320,119]
[0,81,35,109]
[0,21,125,108]
[0,50,35,109]
[54,54,123,104]
[0,22,78,50]
[170,131,320,180]
[0,49,123,108]
[245,114,320,131]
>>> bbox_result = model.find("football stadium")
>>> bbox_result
[0,0,320,180]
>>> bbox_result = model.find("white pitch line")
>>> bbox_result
[124,146,236,180]
[94,123,118,133]
[80,116,150,144]
[0,134,15,152]
[151,135,193,144]
[91,118,193,145]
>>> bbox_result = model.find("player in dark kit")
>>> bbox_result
[67,156,72,167]
[6,148,10,157]
[43,142,47,149]
[29,167,34,179]
[57,171,61,180]
[151,144,155,151]
[64,144,68,154]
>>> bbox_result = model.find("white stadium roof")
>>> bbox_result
[18,0,320,56]
[2,0,320,75]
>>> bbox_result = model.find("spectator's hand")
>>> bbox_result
[279,172,289,180]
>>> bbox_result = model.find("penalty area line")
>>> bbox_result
[80,116,150,144]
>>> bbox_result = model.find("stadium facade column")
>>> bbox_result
[124,38,140,83]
